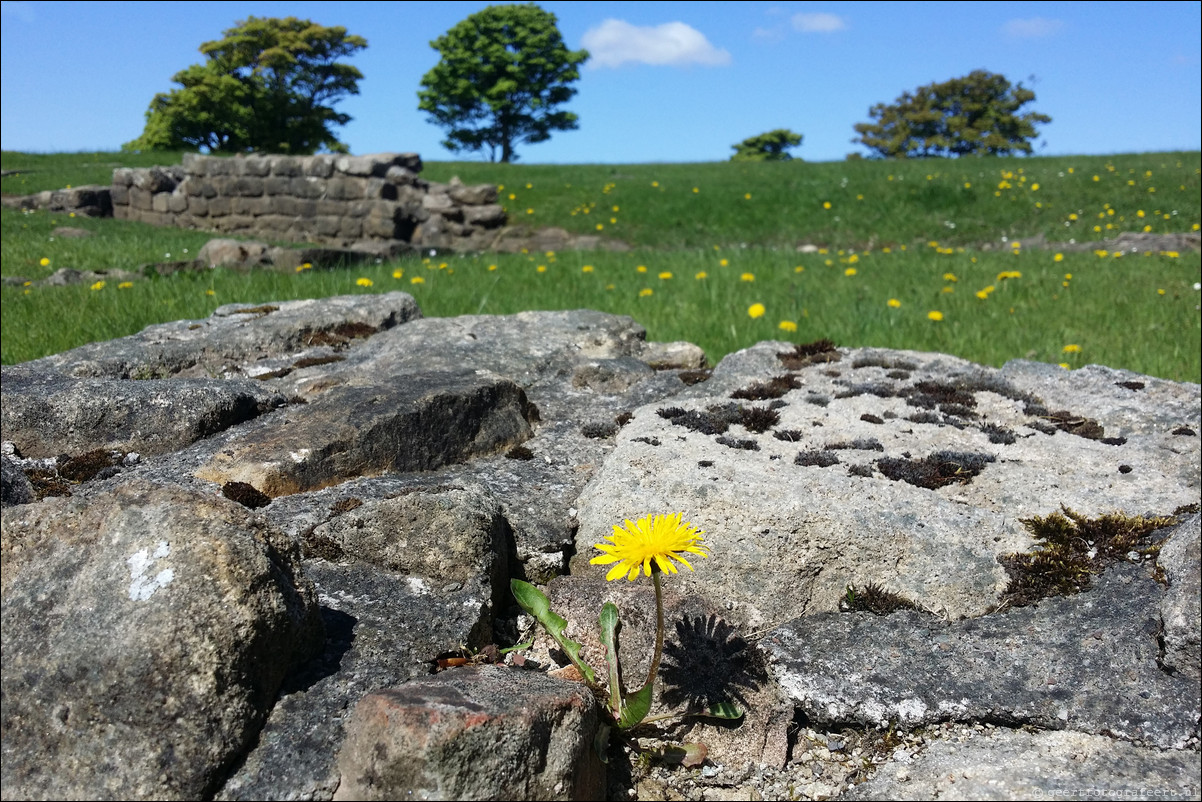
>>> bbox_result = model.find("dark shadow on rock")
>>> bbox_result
[658,613,760,720]
[278,606,356,695]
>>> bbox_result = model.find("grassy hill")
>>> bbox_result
[2,150,1199,381]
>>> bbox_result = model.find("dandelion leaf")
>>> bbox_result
[619,681,654,729]
[510,579,596,684]
[598,602,623,715]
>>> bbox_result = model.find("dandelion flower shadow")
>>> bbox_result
[658,613,759,720]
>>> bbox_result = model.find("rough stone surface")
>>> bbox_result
[0,479,323,800]
[844,728,1202,801]
[2,296,1198,800]
[334,666,604,801]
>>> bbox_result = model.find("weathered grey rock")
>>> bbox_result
[32,266,142,286]
[573,342,1200,627]
[0,479,323,800]
[763,561,1200,749]
[21,291,421,379]
[333,666,604,801]
[0,453,35,507]
[844,728,1202,801]
[193,372,536,497]
[1160,513,1202,681]
[0,371,285,457]
[197,237,273,268]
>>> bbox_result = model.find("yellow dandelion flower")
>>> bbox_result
[393,269,404,279]
[822,201,831,210]
[658,271,672,280]
[943,273,957,282]
[39,257,50,267]
[526,208,534,215]
[887,298,901,308]
[356,277,373,287]
[596,223,604,231]
[639,288,653,297]
[695,271,708,280]
[794,265,805,273]
[740,272,755,282]
[651,181,659,187]
[582,265,594,273]
[537,265,547,273]
[205,289,215,296]
[636,265,647,273]
[411,276,425,284]
[590,513,707,581]
[693,187,700,193]
[719,258,729,267]
[1059,363,1071,370]
[928,310,944,321]
[844,268,857,276]
[90,281,105,291]
[1053,253,1064,262]
[748,303,766,318]
[117,282,133,289]
[779,320,797,332]
[488,264,498,272]
[1062,344,1082,353]
[744,192,752,200]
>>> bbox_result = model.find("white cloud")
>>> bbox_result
[581,19,732,68]
[752,25,786,42]
[1002,17,1064,38]
[791,12,846,33]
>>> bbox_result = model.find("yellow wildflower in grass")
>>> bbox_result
[996,271,1022,280]
[941,286,955,294]
[526,208,534,215]
[740,272,755,282]
[1094,250,1108,258]
[582,265,594,273]
[1053,253,1064,262]
[488,264,498,272]
[695,271,708,280]
[651,181,659,187]
[393,268,404,279]
[658,271,672,280]
[39,257,50,267]
[744,193,752,200]
[779,320,797,332]
[356,277,373,287]
[887,298,901,308]
[847,253,860,264]
[639,288,653,297]
[537,265,547,273]
[975,289,991,300]
[411,276,425,285]
[844,268,857,277]
[1158,288,1166,295]
[591,512,707,582]
[719,258,729,267]
[596,223,604,231]
[1064,273,1073,280]
[1062,344,1082,354]
[636,265,648,273]
[117,282,133,289]
[943,273,957,282]
[205,289,215,296]
[927,310,944,321]
[90,281,105,291]
[748,303,766,319]
[822,201,831,210]
[693,187,699,193]
[1059,363,1071,370]
[794,265,805,273]
[1031,183,1039,191]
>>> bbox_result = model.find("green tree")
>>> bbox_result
[852,70,1051,159]
[418,3,588,163]
[124,17,366,154]
[730,129,803,162]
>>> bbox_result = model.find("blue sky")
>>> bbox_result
[2,1,1199,164]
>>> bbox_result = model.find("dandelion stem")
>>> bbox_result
[646,568,665,688]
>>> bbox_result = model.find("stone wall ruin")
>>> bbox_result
[109,152,506,253]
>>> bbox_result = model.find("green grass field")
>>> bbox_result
[2,150,1199,382]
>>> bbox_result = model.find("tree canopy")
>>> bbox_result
[418,3,588,163]
[730,129,803,162]
[124,17,366,155]
[852,70,1051,159]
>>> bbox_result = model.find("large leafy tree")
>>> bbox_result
[730,129,803,162]
[852,70,1051,159]
[418,3,588,163]
[124,17,366,154]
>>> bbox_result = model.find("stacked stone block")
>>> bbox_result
[109,153,505,252]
